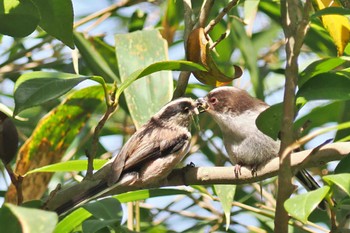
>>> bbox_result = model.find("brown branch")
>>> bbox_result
[86,83,118,178]
[172,0,193,99]
[44,142,350,213]
[5,164,23,205]
[276,0,311,232]
[204,0,239,34]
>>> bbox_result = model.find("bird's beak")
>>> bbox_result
[196,98,209,113]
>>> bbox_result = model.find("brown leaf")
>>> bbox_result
[186,28,242,86]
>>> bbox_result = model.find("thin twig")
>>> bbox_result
[86,83,118,178]
[199,0,214,28]
[204,0,239,34]
[73,0,141,28]
[5,164,23,205]
[173,0,193,99]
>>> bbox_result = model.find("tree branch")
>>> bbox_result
[277,0,311,231]
[44,142,350,213]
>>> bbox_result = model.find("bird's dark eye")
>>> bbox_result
[183,106,190,113]
[209,97,218,104]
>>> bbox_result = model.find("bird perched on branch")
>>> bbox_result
[52,98,199,214]
[197,86,325,208]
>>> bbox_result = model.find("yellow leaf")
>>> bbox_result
[315,0,350,55]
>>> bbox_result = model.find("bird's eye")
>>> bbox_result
[209,97,218,104]
[183,107,190,113]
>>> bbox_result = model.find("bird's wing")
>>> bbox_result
[108,127,189,185]
[123,129,190,171]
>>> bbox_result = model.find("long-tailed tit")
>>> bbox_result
[197,86,324,206]
[53,98,199,214]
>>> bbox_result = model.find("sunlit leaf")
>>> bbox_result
[323,173,350,196]
[116,188,191,203]
[25,159,108,176]
[299,57,347,87]
[284,186,330,223]
[315,0,350,55]
[214,185,236,230]
[116,30,174,129]
[296,70,350,107]
[0,0,40,37]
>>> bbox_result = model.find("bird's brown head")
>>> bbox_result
[197,86,267,116]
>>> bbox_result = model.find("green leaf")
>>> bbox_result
[13,71,103,115]
[115,60,205,102]
[294,101,344,136]
[116,188,191,203]
[83,219,120,233]
[83,198,122,220]
[0,0,40,37]
[115,30,173,129]
[25,159,108,176]
[335,155,350,174]
[256,103,283,140]
[299,57,347,87]
[323,173,350,196]
[128,9,147,32]
[284,186,330,224]
[15,85,105,199]
[74,32,120,82]
[311,7,350,18]
[54,208,91,233]
[32,0,74,48]
[2,203,58,233]
[296,71,350,107]
[77,201,121,233]
[214,185,236,230]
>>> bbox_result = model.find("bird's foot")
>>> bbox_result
[234,164,241,177]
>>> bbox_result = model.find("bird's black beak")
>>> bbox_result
[196,98,209,113]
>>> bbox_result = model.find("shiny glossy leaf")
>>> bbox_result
[25,159,108,175]
[299,57,347,87]
[296,71,350,107]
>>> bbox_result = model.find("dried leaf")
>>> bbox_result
[186,28,242,86]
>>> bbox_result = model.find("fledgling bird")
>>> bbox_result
[197,86,323,198]
[53,98,199,214]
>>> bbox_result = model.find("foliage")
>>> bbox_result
[0,0,350,232]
